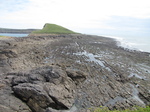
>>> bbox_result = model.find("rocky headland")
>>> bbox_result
[0,34,150,112]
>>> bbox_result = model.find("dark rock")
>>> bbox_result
[11,73,45,86]
[139,86,150,105]
[66,69,87,84]
[30,66,63,84]
[0,49,17,58]
[12,81,76,111]
[11,66,76,111]
[13,83,55,112]
[0,86,31,112]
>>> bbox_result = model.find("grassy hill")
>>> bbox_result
[31,23,78,34]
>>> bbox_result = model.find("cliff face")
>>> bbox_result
[0,34,150,112]
[0,28,38,34]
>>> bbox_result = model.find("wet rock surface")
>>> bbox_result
[0,34,150,112]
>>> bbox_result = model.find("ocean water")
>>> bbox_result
[0,33,28,37]
[104,35,150,53]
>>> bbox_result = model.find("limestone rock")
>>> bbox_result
[43,82,75,109]
[13,83,55,112]
[11,66,76,112]
[0,86,31,112]
[66,69,87,84]
[0,34,150,112]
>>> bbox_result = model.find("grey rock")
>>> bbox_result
[11,73,45,86]
[13,83,55,112]
[11,66,76,111]
[30,66,65,84]
[0,86,31,112]
[43,82,75,109]
[0,34,150,112]
[45,107,61,112]
[66,69,87,84]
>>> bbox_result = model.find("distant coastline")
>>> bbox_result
[0,28,39,34]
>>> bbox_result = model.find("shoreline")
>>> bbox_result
[1,32,150,53]
[0,35,14,40]
[0,34,150,112]
[101,35,150,53]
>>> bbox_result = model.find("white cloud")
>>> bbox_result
[0,0,150,32]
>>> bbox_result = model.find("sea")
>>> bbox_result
[0,33,28,37]
[0,33,150,53]
[108,36,150,53]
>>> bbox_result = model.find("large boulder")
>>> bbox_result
[0,85,31,112]
[12,66,77,112]
[13,83,54,112]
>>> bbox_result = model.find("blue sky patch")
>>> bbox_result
[0,0,30,13]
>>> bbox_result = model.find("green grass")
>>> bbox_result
[31,23,78,34]
[0,35,11,39]
[91,106,150,112]
[0,35,8,38]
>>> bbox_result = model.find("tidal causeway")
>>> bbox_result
[0,34,150,112]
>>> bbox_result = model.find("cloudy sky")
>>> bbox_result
[0,0,150,37]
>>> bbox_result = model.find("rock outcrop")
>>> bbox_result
[0,34,150,112]
[11,66,76,112]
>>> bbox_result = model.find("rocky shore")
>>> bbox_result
[0,34,150,112]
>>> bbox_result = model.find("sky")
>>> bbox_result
[0,0,150,37]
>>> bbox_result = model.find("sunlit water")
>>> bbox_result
[104,35,150,53]
[0,33,28,37]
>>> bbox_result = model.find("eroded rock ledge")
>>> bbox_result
[0,34,150,112]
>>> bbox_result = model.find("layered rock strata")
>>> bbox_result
[0,34,150,112]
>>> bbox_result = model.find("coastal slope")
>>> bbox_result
[31,23,78,34]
